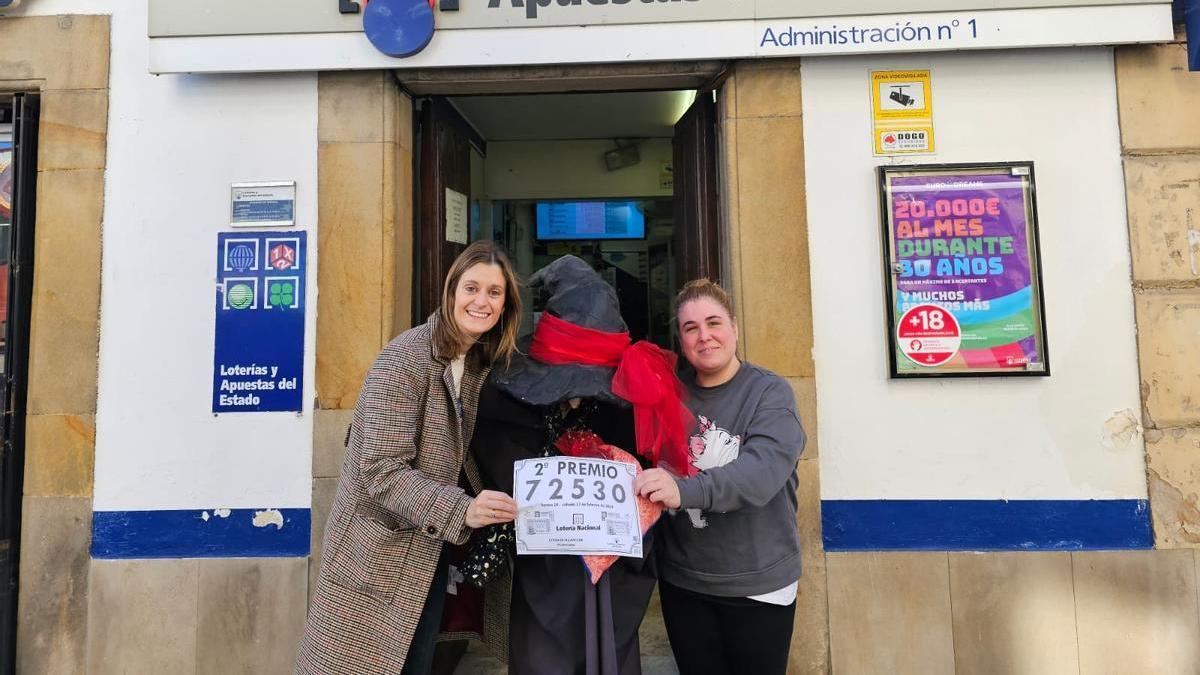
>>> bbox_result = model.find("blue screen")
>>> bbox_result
[535,200,646,240]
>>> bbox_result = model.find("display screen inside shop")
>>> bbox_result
[878,164,1048,378]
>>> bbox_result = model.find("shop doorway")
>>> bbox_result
[412,89,720,345]
[0,93,39,673]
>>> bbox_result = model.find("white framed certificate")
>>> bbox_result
[231,181,296,228]
[514,457,642,558]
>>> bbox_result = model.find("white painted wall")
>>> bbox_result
[802,48,1146,500]
[16,0,319,511]
[484,139,673,200]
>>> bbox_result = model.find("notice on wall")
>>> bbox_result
[230,181,296,227]
[879,163,1049,377]
[659,161,674,191]
[870,70,935,155]
[445,188,468,244]
[513,457,643,558]
[213,231,307,412]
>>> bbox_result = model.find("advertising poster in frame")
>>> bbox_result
[878,162,1050,378]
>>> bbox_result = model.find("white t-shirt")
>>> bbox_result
[748,581,798,606]
[450,354,466,400]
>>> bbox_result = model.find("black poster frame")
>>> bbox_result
[877,161,1051,379]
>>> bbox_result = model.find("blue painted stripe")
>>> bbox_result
[822,499,1152,551]
[92,508,311,559]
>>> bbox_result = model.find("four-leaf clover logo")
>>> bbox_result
[268,281,295,309]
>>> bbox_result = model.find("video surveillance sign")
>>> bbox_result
[871,69,935,155]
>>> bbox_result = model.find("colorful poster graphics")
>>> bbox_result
[213,231,307,412]
[870,69,935,155]
[0,139,12,222]
[879,164,1049,378]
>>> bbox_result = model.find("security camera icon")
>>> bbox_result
[888,86,915,107]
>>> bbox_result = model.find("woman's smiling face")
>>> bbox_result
[453,262,506,347]
[677,297,739,385]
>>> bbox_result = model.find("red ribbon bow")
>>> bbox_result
[530,312,696,477]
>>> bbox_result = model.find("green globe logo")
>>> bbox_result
[228,283,254,310]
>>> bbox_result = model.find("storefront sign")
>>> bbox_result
[231,181,296,227]
[871,69,934,155]
[213,231,307,412]
[878,163,1049,378]
[514,457,643,557]
[151,0,1164,36]
[148,3,1173,73]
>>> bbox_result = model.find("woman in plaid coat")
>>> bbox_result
[296,241,523,675]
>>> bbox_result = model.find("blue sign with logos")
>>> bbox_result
[213,231,306,413]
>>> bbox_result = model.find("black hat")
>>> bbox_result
[489,255,627,406]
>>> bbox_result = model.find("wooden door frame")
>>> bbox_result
[409,72,725,319]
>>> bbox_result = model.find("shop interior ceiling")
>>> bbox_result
[448,90,696,141]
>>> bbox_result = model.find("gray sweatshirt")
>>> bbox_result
[659,362,806,597]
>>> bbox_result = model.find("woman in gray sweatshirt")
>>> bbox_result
[635,279,806,675]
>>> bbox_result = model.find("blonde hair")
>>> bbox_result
[675,278,736,325]
[433,241,523,367]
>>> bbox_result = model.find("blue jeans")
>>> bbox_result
[401,546,449,675]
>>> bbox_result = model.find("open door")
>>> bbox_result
[0,92,39,673]
[415,97,484,322]
[672,93,720,286]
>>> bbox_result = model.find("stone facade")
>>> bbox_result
[0,14,108,674]
[1116,28,1200,548]
[8,15,1200,671]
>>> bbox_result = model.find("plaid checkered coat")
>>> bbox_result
[296,318,507,674]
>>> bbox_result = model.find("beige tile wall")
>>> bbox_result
[0,14,109,674]
[1115,30,1200,548]
[828,553,956,674]
[1074,550,1200,674]
[826,550,1200,674]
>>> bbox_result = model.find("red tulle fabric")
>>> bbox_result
[530,313,696,476]
[529,312,629,366]
[555,430,664,584]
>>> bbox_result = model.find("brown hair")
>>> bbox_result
[675,278,736,325]
[433,241,523,367]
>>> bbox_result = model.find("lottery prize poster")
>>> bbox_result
[513,456,643,558]
[213,231,307,412]
[878,163,1050,378]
